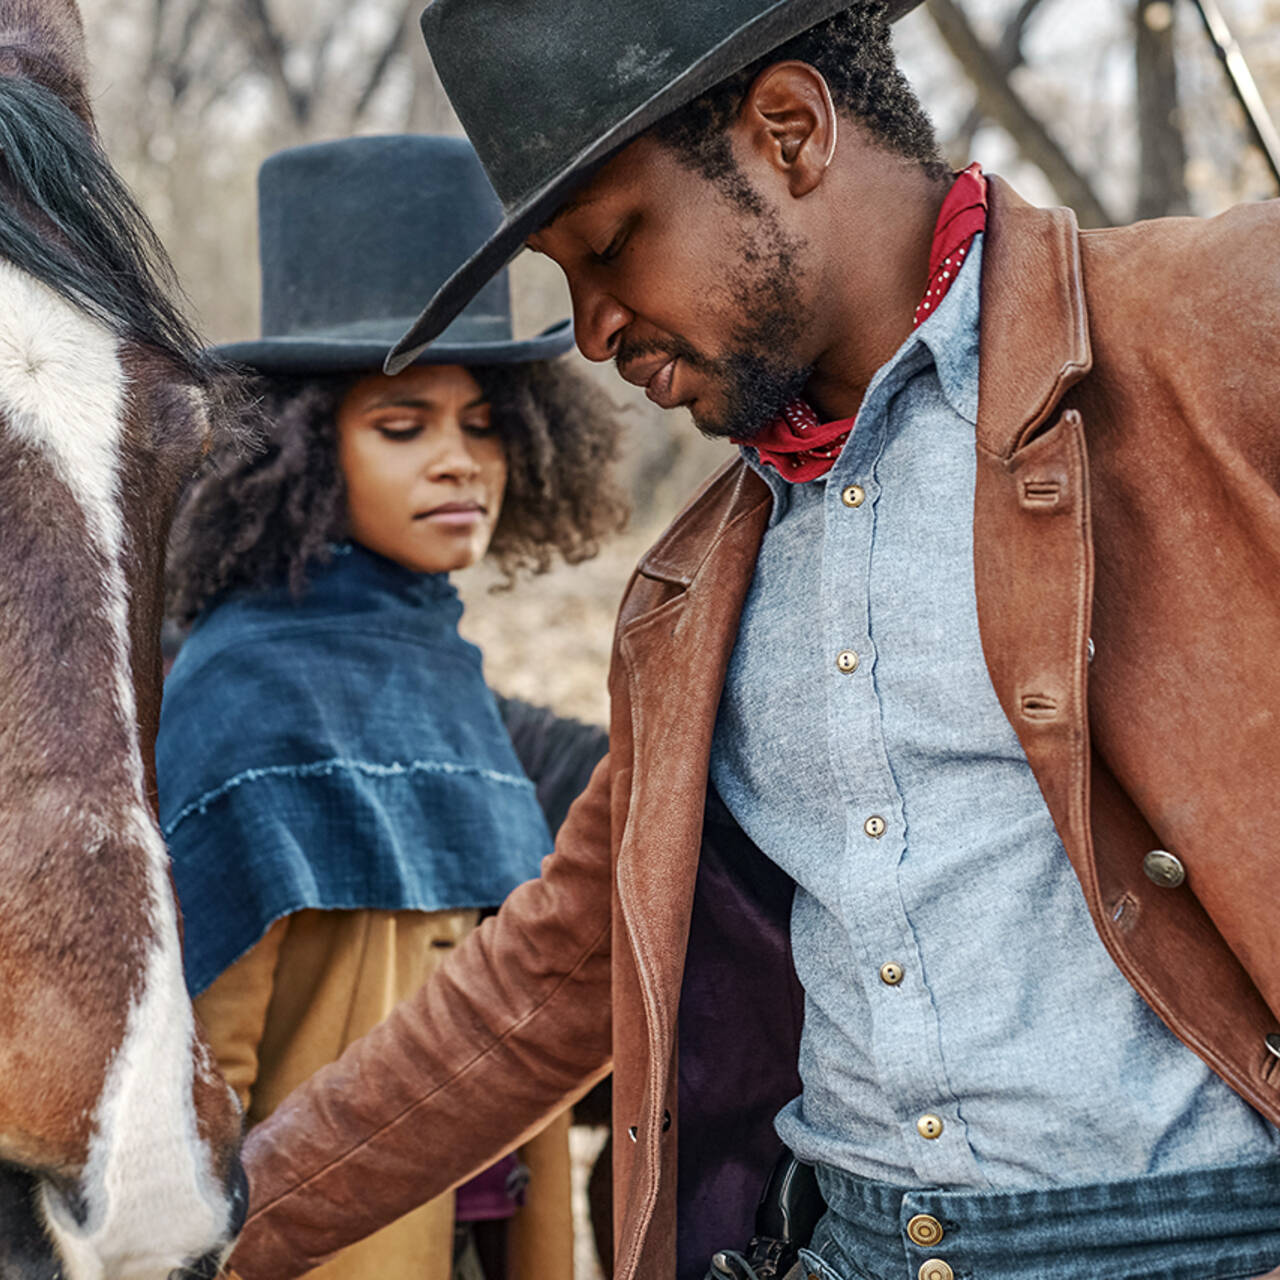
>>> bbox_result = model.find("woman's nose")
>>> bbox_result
[424,424,482,479]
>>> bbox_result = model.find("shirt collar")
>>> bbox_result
[740,231,984,513]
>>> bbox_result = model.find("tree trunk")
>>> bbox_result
[1135,0,1190,218]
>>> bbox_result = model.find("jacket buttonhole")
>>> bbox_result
[1109,892,1137,928]
[1019,479,1063,510]
[1020,693,1059,720]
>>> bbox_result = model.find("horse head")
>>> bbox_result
[0,1,247,1275]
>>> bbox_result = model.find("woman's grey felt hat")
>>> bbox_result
[216,133,573,375]
[387,0,924,373]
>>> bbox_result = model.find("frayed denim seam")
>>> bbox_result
[163,756,535,838]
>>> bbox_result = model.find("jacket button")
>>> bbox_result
[1265,1034,1280,1060]
[906,1214,944,1246]
[841,484,866,508]
[627,1125,637,1143]
[836,649,860,673]
[879,961,905,986]
[1142,849,1185,888]
[864,815,886,838]
[662,1110,672,1132]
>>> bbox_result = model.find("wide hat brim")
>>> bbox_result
[216,317,573,376]
[387,0,924,373]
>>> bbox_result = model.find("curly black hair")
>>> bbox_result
[166,359,630,624]
[650,2,946,194]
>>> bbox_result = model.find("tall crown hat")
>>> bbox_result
[387,0,924,373]
[217,133,573,374]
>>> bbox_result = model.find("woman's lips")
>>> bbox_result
[645,357,680,409]
[415,502,485,528]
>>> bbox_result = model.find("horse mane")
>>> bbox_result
[0,70,213,386]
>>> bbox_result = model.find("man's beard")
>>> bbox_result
[617,210,815,442]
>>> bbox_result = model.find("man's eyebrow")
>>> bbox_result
[548,192,603,227]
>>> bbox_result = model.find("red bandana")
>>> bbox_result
[739,163,988,483]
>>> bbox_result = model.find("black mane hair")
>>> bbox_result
[0,73,212,386]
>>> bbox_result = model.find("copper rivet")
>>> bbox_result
[907,1214,944,1247]
[918,1261,954,1280]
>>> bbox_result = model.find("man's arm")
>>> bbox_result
[227,756,615,1280]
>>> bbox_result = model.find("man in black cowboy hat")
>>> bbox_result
[227,5,1280,1280]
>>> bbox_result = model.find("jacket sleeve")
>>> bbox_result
[193,917,289,1113]
[227,755,615,1280]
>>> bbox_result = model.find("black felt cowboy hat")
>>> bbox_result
[217,133,573,374]
[386,0,924,373]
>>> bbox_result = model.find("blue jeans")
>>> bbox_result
[798,1159,1280,1280]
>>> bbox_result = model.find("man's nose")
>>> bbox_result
[572,283,630,364]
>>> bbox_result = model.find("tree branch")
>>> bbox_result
[926,0,1116,226]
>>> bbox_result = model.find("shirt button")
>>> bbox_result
[836,649,860,674]
[916,1113,944,1139]
[841,484,866,508]
[906,1214,944,1247]
[864,815,886,838]
[879,961,904,986]
[918,1261,954,1280]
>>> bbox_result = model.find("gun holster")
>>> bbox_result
[704,1154,826,1280]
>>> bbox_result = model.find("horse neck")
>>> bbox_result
[0,0,90,124]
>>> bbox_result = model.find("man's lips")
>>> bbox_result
[620,353,682,409]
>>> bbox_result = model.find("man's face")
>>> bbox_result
[528,135,817,439]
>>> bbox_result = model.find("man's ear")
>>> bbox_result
[737,61,837,198]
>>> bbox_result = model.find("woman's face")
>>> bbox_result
[336,363,507,574]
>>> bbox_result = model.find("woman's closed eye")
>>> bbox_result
[374,418,422,441]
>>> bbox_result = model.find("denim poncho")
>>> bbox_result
[157,544,552,996]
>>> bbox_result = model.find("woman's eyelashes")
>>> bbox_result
[372,416,494,442]
[375,421,422,441]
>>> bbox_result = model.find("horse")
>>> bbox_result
[0,1,246,1275]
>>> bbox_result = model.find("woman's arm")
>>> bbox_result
[194,918,289,1114]
[228,755,615,1280]
[496,696,608,836]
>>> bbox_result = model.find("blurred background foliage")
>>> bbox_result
[82,0,1280,722]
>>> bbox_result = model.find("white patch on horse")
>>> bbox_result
[0,262,233,1276]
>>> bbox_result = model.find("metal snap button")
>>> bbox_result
[864,815,886,838]
[916,1113,944,1140]
[627,1125,637,1143]
[841,484,866,508]
[918,1260,953,1280]
[1142,849,1185,888]
[836,649,859,674]
[879,961,905,986]
[906,1214,944,1247]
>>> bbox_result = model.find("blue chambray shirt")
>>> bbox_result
[709,235,1280,1189]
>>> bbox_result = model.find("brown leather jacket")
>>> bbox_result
[228,179,1280,1280]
